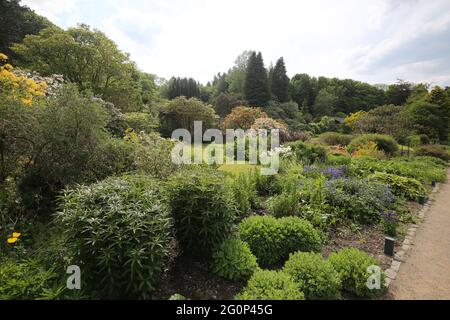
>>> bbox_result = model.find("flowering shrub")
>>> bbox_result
[323,178,397,224]
[348,134,399,156]
[382,210,397,237]
[0,53,47,105]
[351,141,386,159]
[235,270,304,300]
[251,117,290,142]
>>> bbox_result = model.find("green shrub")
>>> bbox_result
[283,252,341,300]
[228,172,258,220]
[212,239,259,281]
[285,141,328,164]
[350,156,447,183]
[368,172,427,201]
[415,144,449,161]
[252,170,281,196]
[56,175,173,299]
[123,112,158,133]
[238,216,322,266]
[169,293,187,300]
[327,154,351,165]
[0,258,58,300]
[407,134,430,147]
[167,167,235,257]
[348,134,399,156]
[269,191,301,217]
[319,132,353,146]
[328,248,385,298]
[322,178,396,224]
[235,270,304,300]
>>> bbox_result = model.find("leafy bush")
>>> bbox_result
[328,248,385,298]
[238,216,322,266]
[167,167,235,257]
[407,134,430,147]
[252,170,281,196]
[212,239,259,281]
[123,112,158,133]
[169,293,187,300]
[415,144,449,161]
[0,258,58,300]
[285,141,328,164]
[350,156,447,183]
[228,172,258,220]
[319,132,353,146]
[235,270,304,300]
[283,252,341,300]
[368,172,427,201]
[56,175,173,299]
[322,178,397,224]
[351,141,386,159]
[269,191,301,217]
[348,134,399,156]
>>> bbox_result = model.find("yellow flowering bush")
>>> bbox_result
[0,53,47,105]
[344,110,367,129]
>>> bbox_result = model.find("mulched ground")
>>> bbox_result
[152,255,244,300]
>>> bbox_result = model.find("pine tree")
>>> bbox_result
[270,57,290,102]
[244,51,270,107]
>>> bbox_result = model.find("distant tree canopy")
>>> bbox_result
[244,51,270,107]
[0,0,56,59]
[290,74,386,115]
[164,77,201,100]
[386,80,412,106]
[11,24,153,112]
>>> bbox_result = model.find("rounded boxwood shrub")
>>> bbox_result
[235,270,304,300]
[283,252,341,300]
[56,175,173,299]
[348,134,399,156]
[319,132,353,146]
[212,239,259,281]
[167,167,235,257]
[415,144,449,161]
[238,216,322,267]
[328,248,386,298]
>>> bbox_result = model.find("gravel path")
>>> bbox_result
[390,169,450,299]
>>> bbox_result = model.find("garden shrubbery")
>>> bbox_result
[368,172,427,201]
[283,252,341,300]
[414,144,449,161]
[322,178,396,224]
[348,134,399,156]
[56,175,173,299]
[238,216,322,266]
[319,132,353,146]
[212,239,259,281]
[285,141,328,164]
[235,270,304,300]
[167,167,235,257]
[328,248,385,298]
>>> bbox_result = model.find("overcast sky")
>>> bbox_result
[22,0,450,86]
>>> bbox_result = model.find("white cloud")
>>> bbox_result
[21,0,450,86]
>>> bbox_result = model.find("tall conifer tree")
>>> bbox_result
[244,51,270,106]
[270,57,290,102]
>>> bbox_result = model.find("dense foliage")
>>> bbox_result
[283,252,341,300]
[235,270,304,300]
[238,216,322,266]
[56,175,173,299]
[167,167,235,257]
[212,239,259,281]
